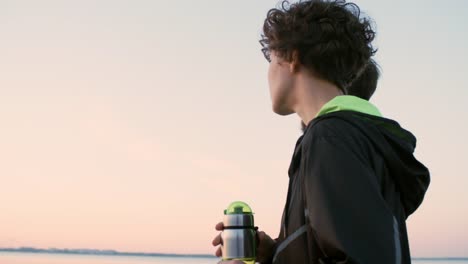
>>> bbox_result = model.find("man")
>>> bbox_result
[213,1,430,263]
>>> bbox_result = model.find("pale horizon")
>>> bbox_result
[1,0,467,258]
[0,247,467,259]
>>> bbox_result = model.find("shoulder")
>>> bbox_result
[301,112,375,160]
[302,113,360,146]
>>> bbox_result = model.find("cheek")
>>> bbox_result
[267,64,278,98]
[267,64,273,89]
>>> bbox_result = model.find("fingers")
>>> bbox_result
[215,245,222,257]
[257,230,266,240]
[215,222,224,231]
[213,222,224,257]
[212,233,222,246]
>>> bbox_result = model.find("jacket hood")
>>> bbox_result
[313,96,430,217]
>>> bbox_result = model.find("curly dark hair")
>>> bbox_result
[260,0,377,93]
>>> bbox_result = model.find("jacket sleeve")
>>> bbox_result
[303,136,402,264]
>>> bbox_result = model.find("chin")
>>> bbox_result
[272,104,294,116]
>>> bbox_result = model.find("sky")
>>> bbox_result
[0,0,467,258]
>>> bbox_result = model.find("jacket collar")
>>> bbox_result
[316,95,382,117]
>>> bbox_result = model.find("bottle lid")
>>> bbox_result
[224,201,253,215]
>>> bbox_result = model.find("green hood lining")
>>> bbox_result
[317,95,382,118]
[315,96,412,142]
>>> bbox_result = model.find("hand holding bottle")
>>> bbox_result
[213,215,276,264]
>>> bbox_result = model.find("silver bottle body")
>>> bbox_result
[222,214,256,260]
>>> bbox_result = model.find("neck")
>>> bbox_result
[292,75,343,126]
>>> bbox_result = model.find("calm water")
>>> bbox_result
[0,252,218,264]
[0,252,467,264]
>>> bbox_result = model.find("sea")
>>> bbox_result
[0,252,467,264]
[0,252,217,264]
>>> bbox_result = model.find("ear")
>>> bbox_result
[289,50,300,73]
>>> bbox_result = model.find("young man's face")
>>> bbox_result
[267,51,295,116]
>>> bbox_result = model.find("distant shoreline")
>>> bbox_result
[0,247,216,258]
[1,247,467,260]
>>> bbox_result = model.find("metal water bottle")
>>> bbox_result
[221,201,256,264]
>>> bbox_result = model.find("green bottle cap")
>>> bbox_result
[224,201,253,215]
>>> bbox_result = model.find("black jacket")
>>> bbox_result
[271,111,430,264]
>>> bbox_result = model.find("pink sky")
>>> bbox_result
[1,0,467,257]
